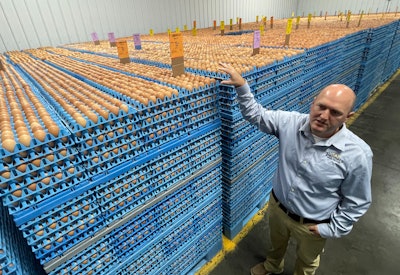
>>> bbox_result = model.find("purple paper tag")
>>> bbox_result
[108,32,115,42]
[133,34,141,47]
[91,32,99,41]
[253,30,260,48]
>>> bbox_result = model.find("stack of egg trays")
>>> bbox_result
[38,121,220,273]
[303,42,343,95]
[222,149,278,239]
[13,58,142,176]
[274,53,305,88]
[110,164,222,275]
[0,246,18,275]
[335,30,369,90]
[95,122,222,225]
[13,189,104,266]
[64,51,220,125]
[382,20,400,81]
[0,68,83,216]
[356,23,396,107]
[44,57,220,162]
[57,50,221,123]
[46,159,222,275]
[303,38,344,72]
[1,202,46,274]
[222,132,278,181]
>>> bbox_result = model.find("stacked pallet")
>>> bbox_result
[1,49,222,274]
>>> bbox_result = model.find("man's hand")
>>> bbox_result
[218,62,246,88]
[308,225,321,236]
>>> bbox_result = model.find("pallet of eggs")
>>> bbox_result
[356,20,400,109]
[0,56,80,217]
[6,46,223,262]
[1,198,46,275]
[302,38,345,99]
[382,20,400,82]
[334,29,369,91]
[44,161,222,275]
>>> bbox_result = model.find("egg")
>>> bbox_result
[18,134,31,147]
[2,138,16,152]
[48,124,59,137]
[27,183,37,191]
[12,189,22,197]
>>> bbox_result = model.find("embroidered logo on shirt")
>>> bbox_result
[325,150,342,164]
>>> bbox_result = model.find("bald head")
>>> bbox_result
[309,84,357,138]
[316,84,356,114]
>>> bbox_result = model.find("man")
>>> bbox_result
[218,63,373,275]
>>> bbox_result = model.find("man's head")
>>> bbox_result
[309,84,356,138]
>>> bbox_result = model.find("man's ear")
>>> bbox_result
[346,111,355,120]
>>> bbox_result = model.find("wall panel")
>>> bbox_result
[1,0,297,52]
[297,0,400,16]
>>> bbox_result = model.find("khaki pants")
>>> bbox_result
[264,194,327,275]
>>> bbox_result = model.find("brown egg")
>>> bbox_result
[120,104,128,113]
[18,134,31,147]
[12,189,22,197]
[36,228,44,236]
[45,154,54,162]
[33,129,46,142]
[27,183,37,191]
[72,210,79,216]
[75,116,87,127]
[41,176,51,185]
[2,138,16,152]
[48,125,60,137]
[87,112,98,123]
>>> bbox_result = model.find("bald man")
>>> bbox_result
[219,63,373,275]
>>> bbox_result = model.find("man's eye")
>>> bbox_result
[331,110,341,116]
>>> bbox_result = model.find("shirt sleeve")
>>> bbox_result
[236,82,279,135]
[318,149,373,238]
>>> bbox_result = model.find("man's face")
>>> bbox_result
[309,88,354,138]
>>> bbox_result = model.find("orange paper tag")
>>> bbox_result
[116,40,129,59]
[169,32,184,58]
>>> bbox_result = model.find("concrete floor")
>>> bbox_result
[209,72,400,275]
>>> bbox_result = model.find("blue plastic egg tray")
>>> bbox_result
[48,235,118,275]
[95,129,221,224]
[2,158,87,215]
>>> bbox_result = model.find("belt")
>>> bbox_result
[271,190,330,224]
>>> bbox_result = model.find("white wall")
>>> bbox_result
[0,0,297,52]
[297,0,400,16]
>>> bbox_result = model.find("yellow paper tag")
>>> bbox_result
[286,18,293,34]
[149,29,154,36]
[220,21,225,30]
[347,11,352,22]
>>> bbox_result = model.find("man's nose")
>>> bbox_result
[320,109,329,119]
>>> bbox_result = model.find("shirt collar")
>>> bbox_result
[299,117,347,151]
